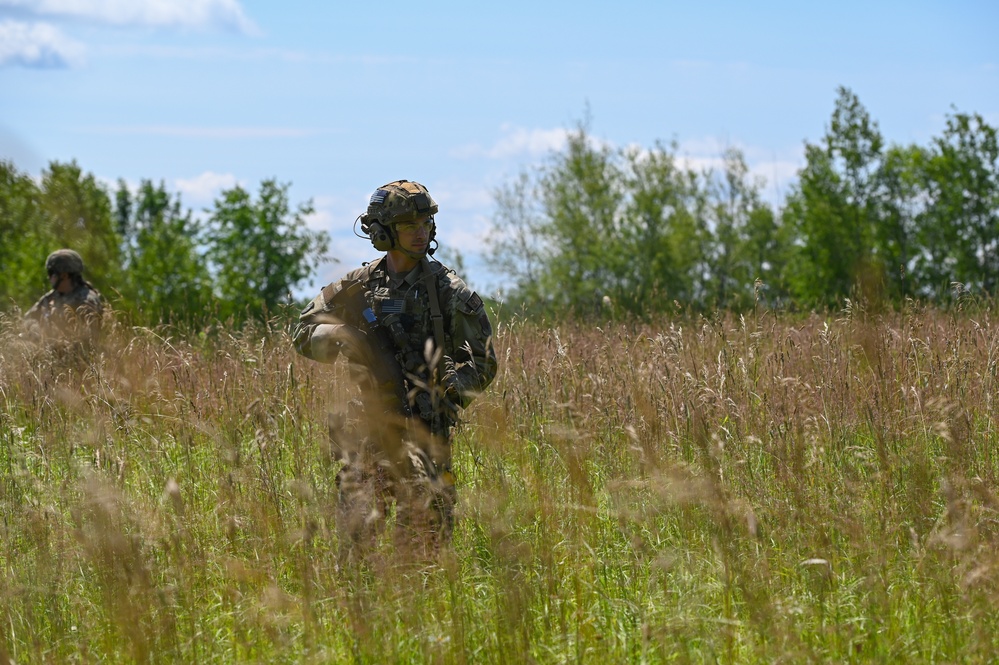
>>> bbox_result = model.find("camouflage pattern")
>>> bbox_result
[363,180,438,226]
[294,256,497,554]
[45,249,85,276]
[23,280,104,346]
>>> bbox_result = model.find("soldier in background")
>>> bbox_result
[293,179,497,558]
[23,249,104,348]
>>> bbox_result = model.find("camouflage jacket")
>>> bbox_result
[294,257,497,428]
[23,281,104,343]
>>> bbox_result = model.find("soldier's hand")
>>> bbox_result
[301,323,368,363]
[441,356,461,403]
[329,324,373,364]
[19,321,42,345]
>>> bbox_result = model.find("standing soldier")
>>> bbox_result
[23,249,105,348]
[293,179,497,557]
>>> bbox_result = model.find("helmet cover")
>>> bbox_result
[363,180,438,226]
[45,249,84,275]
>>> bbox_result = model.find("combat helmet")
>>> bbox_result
[359,180,438,253]
[46,249,84,276]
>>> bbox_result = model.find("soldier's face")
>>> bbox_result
[49,271,72,292]
[395,216,432,254]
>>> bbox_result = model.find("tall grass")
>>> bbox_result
[1,301,998,663]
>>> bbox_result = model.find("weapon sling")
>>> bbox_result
[421,258,446,363]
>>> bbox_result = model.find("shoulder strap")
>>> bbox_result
[421,257,446,360]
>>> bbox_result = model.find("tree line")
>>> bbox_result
[0,164,329,326]
[485,87,999,317]
[3,87,995,325]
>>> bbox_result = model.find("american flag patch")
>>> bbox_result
[369,189,388,205]
[380,299,405,314]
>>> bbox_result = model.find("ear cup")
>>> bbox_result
[367,220,395,251]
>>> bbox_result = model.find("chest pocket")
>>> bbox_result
[372,290,423,335]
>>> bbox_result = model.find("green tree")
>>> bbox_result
[705,148,783,309]
[619,141,708,311]
[0,160,44,309]
[117,180,214,325]
[1,160,121,311]
[537,124,625,316]
[919,112,999,295]
[484,171,549,307]
[872,144,926,299]
[38,161,122,297]
[205,179,330,322]
[783,87,884,307]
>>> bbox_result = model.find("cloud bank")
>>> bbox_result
[0,0,257,32]
[0,0,257,68]
[452,124,570,160]
[0,19,83,67]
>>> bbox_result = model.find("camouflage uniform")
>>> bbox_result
[295,250,497,555]
[24,250,104,348]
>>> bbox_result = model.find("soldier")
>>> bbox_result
[293,180,497,557]
[23,249,104,348]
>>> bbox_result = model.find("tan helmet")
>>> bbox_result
[45,249,84,276]
[359,180,438,252]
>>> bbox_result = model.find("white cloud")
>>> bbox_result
[452,124,570,160]
[0,19,84,67]
[431,181,493,213]
[173,171,239,206]
[0,0,258,33]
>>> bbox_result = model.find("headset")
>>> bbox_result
[356,180,439,255]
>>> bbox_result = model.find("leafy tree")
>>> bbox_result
[205,179,330,322]
[0,160,44,309]
[783,87,884,307]
[705,148,783,309]
[484,171,549,307]
[0,160,121,311]
[117,180,214,325]
[873,144,926,299]
[37,161,122,297]
[919,112,999,295]
[485,128,770,317]
[618,141,711,312]
[537,124,625,316]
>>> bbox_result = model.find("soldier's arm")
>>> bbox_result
[21,295,47,340]
[79,288,104,339]
[293,301,347,363]
[23,295,46,322]
[447,285,498,406]
[293,280,371,364]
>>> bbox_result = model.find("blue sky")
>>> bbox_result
[2,0,997,297]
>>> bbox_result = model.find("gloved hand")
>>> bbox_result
[303,323,369,363]
[441,356,461,404]
[329,324,372,364]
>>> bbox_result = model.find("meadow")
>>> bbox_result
[1,301,999,663]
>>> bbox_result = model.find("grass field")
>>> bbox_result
[2,302,999,663]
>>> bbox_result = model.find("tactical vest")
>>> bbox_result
[353,257,456,434]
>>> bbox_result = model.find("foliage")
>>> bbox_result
[487,126,780,318]
[0,160,122,309]
[0,160,44,308]
[3,304,999,662]
[0,167,330,327]
[488,88,999,317]
[205,179,330,323]
[116,179,214,326]
[919,112,999,295]
[783,87,884,307]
